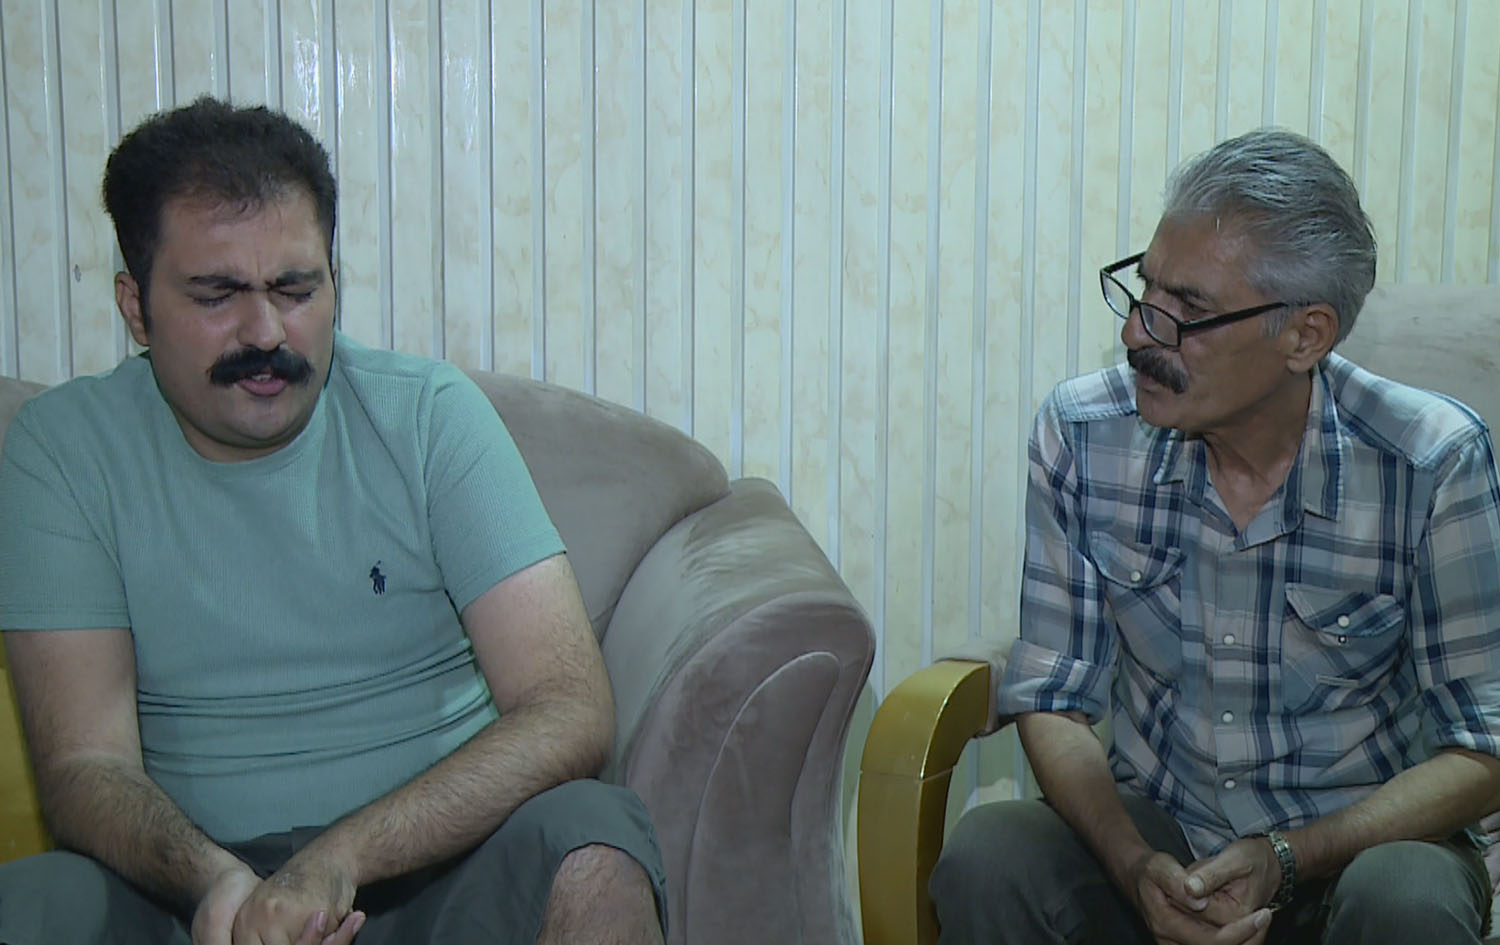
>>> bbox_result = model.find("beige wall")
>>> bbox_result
[3,0,1500,931]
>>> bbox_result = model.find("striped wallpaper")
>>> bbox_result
[4,0,1500,928]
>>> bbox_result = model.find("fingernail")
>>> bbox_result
[315,910,328,932]
[1189,897,1208,911]
[1186,876,1204,896]
[1256,909,1271,928]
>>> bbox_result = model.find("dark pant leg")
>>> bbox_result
[352,779,667,945]
[0,850,191,945]
[1309,836,1490,945]
[929,793,1194,945]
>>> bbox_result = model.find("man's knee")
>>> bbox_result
[1325,840,1487,942]
[931,800,1063,904]
[551,844,650,902]
[0,850,181,943]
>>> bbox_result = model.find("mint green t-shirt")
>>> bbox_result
[0,332,564,842]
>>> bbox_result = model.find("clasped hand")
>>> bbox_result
[192,853,365,945]
[1127,837,1282,945]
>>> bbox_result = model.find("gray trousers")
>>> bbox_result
[929,794,1491,945]
[0,779,666,945]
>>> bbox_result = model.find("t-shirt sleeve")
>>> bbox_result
[0,405,129,629]
[421,366,566,613]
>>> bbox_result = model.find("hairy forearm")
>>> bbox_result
[1284,747,1500,880]
[38,752,243,912]
[295,689,612,887]
[1017,711,1155,889]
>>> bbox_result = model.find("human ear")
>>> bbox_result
[1282,303,1338,372]
[115,272,150,347]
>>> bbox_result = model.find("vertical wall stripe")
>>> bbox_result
[872,0,895,698]
[967,0,992,644]
[1353,0,1374,190]
[1214,0,1231,140]
[103,0,129,363]
[1117,0,1135,255]
[1492,84,1500,282]
[581,0,597,391]
[1020,0,1038,525]
[1067,0,1085,380]
[319,0,336,160]
[1261,0,1277,125]
[1307,0,1326,138]
[919,0,943,668]
[268,0,283,106]
[0,2,14,377]
[377,0,394,349]
[729,0,746,480]
[1440,0,1465,283]
[826,0,846,566]
[157,0,174,106]
[429,0,444,359]
[679,0,695,433]
[780,0,797,503]
[1167,0,1182,169]
[46,0,71,380]
[1394,0,1422,282]
[633,0,648,411]
[528,0,545,377]
[481,0,496,372]
[215,0,230,98]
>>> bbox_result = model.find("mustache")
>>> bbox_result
[1126,347,1189,394]
[208,346,315,387]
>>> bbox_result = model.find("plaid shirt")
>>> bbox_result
[1000,353,1500,856]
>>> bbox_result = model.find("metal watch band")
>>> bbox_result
[1263,829,1297,910]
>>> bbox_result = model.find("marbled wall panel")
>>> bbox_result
[540,0,585,386]
[929,0,979,662]
[439,0,493,371]
[1178,0,1221,166]
[739,0,784,489]
[642,0,689,427]
[489,0,537,377]
[594,0,644,409]
[1081,0,1125,372]
[168,0,220,102]
[1453,0,1500,285]
[225,0,274,105]
[331,0,387,348]
[1224,0,1266,130]
[58,0,116,376]
[1273,0,1314,134]
[4,0,66,382]
[789,0,833,549]
[1363,0,1410,282]
[1405,0,1456,282]
[690,0,734,468]
[835,0,885,675]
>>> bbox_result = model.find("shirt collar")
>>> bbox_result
[1149,363,1346,521]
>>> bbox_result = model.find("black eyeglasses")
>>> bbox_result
[1100,252,1289,348]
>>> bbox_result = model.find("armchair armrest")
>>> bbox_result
[0,643,49,862]
[600,477,875,945]
[857,641,1013,945]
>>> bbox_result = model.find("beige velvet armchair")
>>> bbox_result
[857,282,1500,945]
[0,367,876,945]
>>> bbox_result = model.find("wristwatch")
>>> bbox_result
[1262,830,1297,910]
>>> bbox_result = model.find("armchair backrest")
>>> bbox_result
[1336,283,1500,425]
[463,371,729,639]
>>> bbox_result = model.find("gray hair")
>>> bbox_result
[1162,128,1376,345]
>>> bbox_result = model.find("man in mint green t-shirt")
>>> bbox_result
[0,97,666,945]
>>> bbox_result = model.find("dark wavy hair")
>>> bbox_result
[102,96,336,309]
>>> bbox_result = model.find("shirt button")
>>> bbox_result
[1337,614,1351,628]
[1224,778,1237,790]
[1222,633,1236,645]
[1221,711,1234,724]
[1129,569,1143,582]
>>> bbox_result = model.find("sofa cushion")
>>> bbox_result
[0,378,46,447]
[465,371,729,639]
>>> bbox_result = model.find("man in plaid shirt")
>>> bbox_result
[931,129,1500,945]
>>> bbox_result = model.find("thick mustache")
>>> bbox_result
[209,346,314,386]
[1126,347,1188,394]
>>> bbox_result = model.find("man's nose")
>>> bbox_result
[1120,301,1152,349]
[238,291,288,351]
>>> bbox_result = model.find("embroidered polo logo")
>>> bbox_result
[370,562,387,595]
